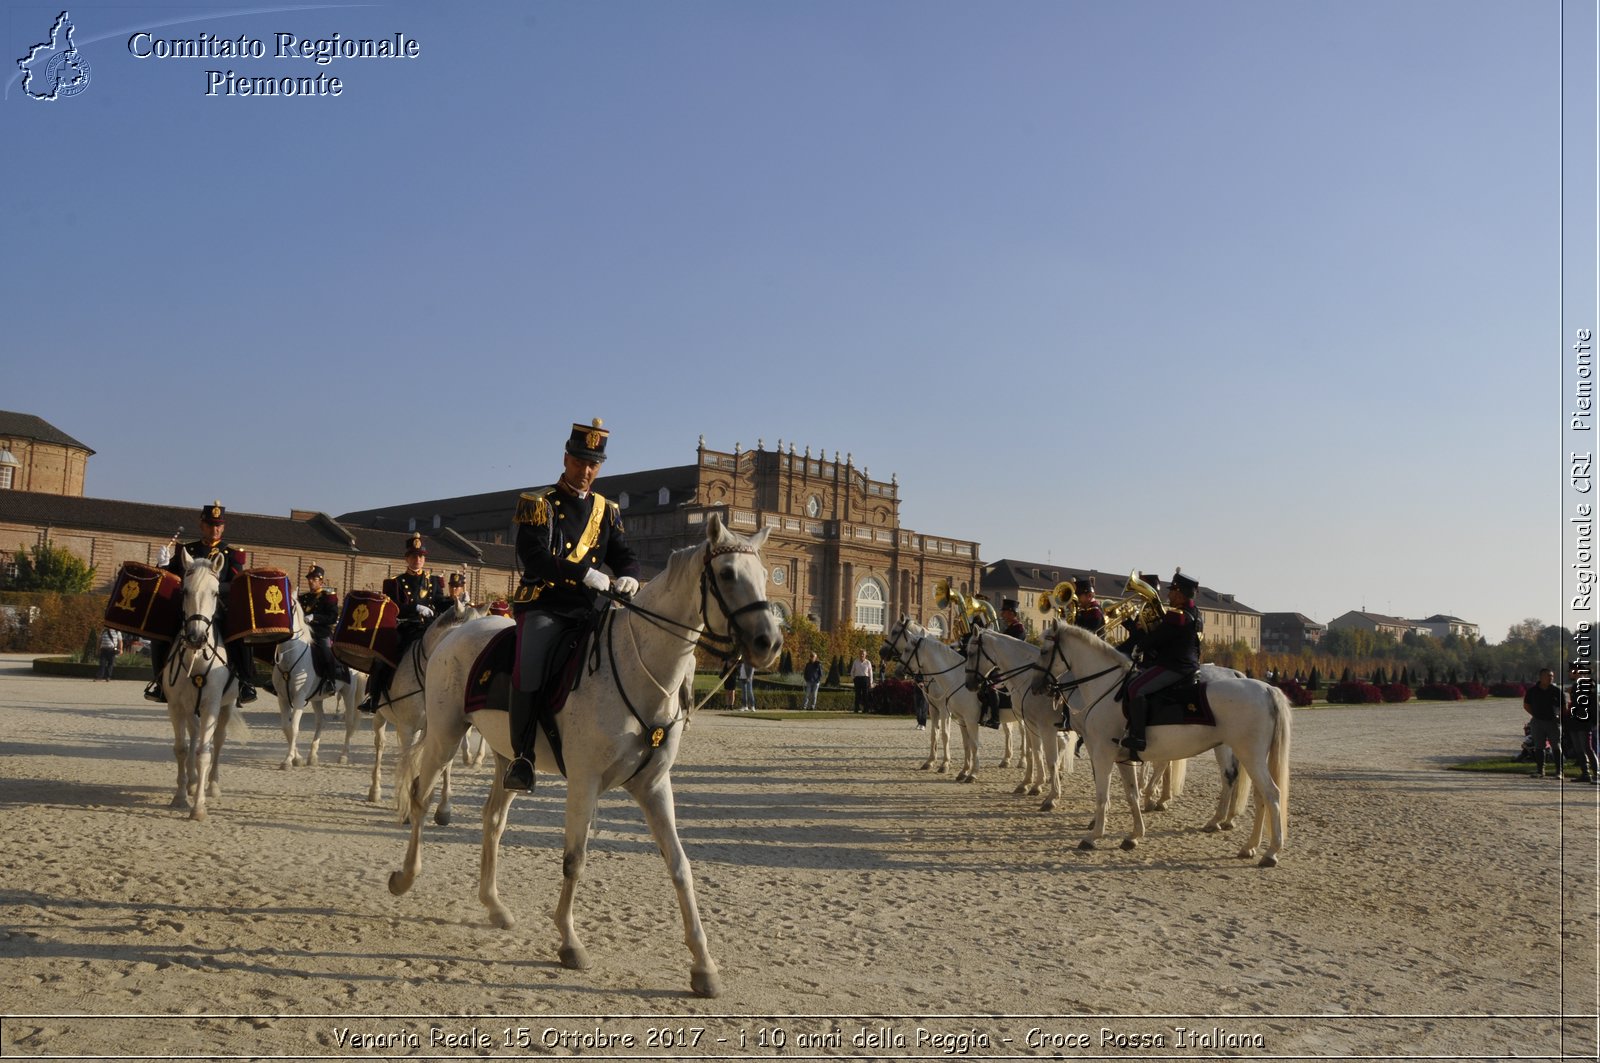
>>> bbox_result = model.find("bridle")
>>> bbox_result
[1037,627,1126,727]
[963,628,1037,697]
[884,620,965,686]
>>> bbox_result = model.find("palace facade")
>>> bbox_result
[336,438,984,637]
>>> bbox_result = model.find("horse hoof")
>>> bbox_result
[338,754,350,765]
[936,765,947,774]
[387,871,411,896]
[558,945,591,971]
[1120,838,1137,851]
[1077,839,1095,851]
[189,808,207,822]
[691,969,723,999]
[488,908,516,930]
[1202,824,1220,833]
[434,808,452,827]
[1236,848,1257,860]
[961,775,976,785]
[1012,784,1026,795]
[1039,799,1055,812]
[1258,854,1279,868]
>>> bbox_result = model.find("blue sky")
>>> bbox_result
[3,1,1591,644]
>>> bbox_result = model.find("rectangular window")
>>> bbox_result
[0,467,11,491]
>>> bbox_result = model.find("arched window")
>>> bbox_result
[618,491,629,509]
[771,601,790,625]
[854,577,886,633]
[926,614,946,639]
[658,486,671,506]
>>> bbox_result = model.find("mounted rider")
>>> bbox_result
[358,534,445,712]
[503,418,641,792]
[1073,576,1105,636]
[299,565,346,697]
[978,597,1026,728]
[145,501,258,705]
[1119,569,1203,762]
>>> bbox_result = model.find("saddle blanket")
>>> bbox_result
[1132,679,1217,730]
[464,624,589,719]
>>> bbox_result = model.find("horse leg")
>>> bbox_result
[998,719,1014,769]
[478,755,518,929]
[190,704,220,822]
[629,773,722,998]
[554,777,602,972]
[1234,749,1285,867]
[435,760,454,826]
[368,716,386,804]
[936,714,950,773]
[1078,748,1116,849]
[339,686,357,765]
[1039,720,1063,812]
[388,730,457,896]
[306,704,324,768]
[168,707,190,810]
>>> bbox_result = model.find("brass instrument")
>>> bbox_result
[1098,596,1144,642]
[933,577,973,638]
[1036,581,1078,623]
[1124,569,1168,633]
[969,596,998,630]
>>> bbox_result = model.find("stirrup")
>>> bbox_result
[236,683,257,705]
[503,756,535,792]
[144,681,166,704]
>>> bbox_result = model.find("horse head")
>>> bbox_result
[703,514,782,669]
[179,548,226,648]
[883,615,921,667]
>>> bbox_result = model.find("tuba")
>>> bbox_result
[1124,570,1167,633]
[933,577,972,639]
[1036,581,1078,623]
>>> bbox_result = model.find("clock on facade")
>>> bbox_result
[771,565,786,585]
[805,495,820,518]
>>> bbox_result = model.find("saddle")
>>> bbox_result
[466,621,597,780]
[1127,676,1217,729]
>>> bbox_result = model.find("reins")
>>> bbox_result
[1040,630,1127,727]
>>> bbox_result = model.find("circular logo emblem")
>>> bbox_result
[45,50,91,97]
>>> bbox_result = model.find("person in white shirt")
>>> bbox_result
[850,650,873,713]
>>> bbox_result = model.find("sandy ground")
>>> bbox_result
[0,651,1595,1061]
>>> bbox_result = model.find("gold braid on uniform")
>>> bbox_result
[515,491,551,526]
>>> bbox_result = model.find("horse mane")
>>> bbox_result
[1050,619,1131,668]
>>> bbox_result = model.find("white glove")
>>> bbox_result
[613,576,639,596]
[582,568,612,593]
[415,605,435,619]
[157,545,173,567]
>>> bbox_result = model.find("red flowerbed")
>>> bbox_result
[1327,681,1384,704]
[1416,682,1463,701]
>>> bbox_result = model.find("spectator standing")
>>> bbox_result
[96,627,122,681]
[1566,661,1597,784]
[802,652,823,711]
[1523,668,1567,780]
[724,665,739,710]
[738,659,756,712]
[913,680,928,730]
[850,650,873,713]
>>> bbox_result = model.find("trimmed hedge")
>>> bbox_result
[1380,683,1413,703]
[1274,678,1314,708]
[1327,681,1384,704]
[1416,682,1463,701]
[1490,682,1528,698]
[1458,680,1490,700]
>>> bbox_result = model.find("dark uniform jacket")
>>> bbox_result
[298,588,341,638]
[1002,619,1027,641]
[165,538,247,586]
[1075,600,1106,635]
[1127,605,1203,675]
[512,486,640,619]
[383,571,445,626]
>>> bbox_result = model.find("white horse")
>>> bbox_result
[270,597,367,771]
[1034,621,1290,866]
[365,601,485,813]
[883,618,982,782]
[389,515,782,998]
[158,549,250,820]
[961,627,1073,810]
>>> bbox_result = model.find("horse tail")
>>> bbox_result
[394,737,422,823]
[1166,756,1187,799]
[1267,685,1292,842]
[223,702,251,742]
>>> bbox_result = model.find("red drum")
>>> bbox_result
[333,590,400,672]
[226,568,294,645]
[104,561,183,640]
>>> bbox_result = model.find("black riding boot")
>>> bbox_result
[227,642,257,704]
[359,661,392,713]
[146,639,171,702]
[503,688,539,791]
[1120,696,1148,763]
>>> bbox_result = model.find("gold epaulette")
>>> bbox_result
[515,490,552,526]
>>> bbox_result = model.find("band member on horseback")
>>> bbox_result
[358,535,444,712]
[503,418,641,791]
[299,565,345,697]
[1119,570,1202,762]
[444,572,469,608]
[145,501,259,705]
[1073,576,1105,635]
[979,597,1026,728]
